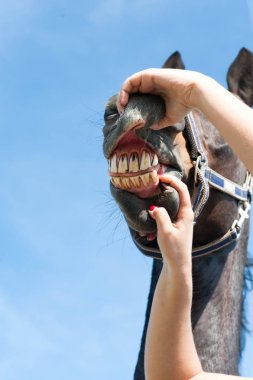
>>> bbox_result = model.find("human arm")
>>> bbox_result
[146,174,201,380]
[118,69,253,173]
[145,174,252,380]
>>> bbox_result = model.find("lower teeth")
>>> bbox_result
[111,170,158,189]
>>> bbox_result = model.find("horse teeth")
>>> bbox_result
[152,154,158,166]
[118,154,128,173]
[112,177,121,187]
[130,176,141,188]
[129,152,139,172]
[140,173,150,187]
[110,154,117,173]
[140,150,151,170]
[122,178,131,189]
[150,170,158,184]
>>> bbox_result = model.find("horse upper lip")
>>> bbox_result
[104,120,146,159]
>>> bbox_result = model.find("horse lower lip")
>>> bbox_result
[147,233,157,241]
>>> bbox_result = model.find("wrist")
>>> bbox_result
[190,73,216,109]
[162,252,192,276]
[162,261,193,291]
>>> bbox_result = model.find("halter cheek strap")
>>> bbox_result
[186,113,252,259]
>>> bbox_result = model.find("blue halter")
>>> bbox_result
[185,112,252,258]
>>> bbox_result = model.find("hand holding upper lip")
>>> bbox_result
[117,68,205,129]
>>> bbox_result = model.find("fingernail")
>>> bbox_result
[149,205,156,211]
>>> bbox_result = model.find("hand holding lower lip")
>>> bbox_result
[148,174,193,269]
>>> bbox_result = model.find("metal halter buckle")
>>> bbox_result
[231,201,251,235]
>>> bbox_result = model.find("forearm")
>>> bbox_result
[193,76,253,174]
[191,371,252,379]
[144,265,251,380]
[145,263,202,380]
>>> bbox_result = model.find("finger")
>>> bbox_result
[121,69,156,93]
[116,92,125,114]
[118,69,159,109]
[118,72,144,108]
[158,174,193,222]
[117,86,138,112]
[149,206,173,234]
[116,81,142,114]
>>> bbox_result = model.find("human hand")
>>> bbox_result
[149,174,194,271]
[117,68,207,128]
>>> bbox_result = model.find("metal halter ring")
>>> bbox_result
[194,155,202,185]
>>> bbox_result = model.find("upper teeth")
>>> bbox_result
[109,151,158,174]
[152,154,158,166]
[118,154,128,173]
[140,151,151,170]
[129,153,139,172]
[110,154,117,173]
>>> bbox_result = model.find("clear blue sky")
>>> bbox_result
[0,0,253,379]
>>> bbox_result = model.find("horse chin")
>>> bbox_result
[129,227,160,254]
[123,175,181,255]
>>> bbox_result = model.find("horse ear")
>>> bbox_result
[227,47,253,106]
[162,51,185,69]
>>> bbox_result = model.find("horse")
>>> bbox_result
[102,47,253,379]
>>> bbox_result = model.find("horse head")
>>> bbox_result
[103,48,253,260]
